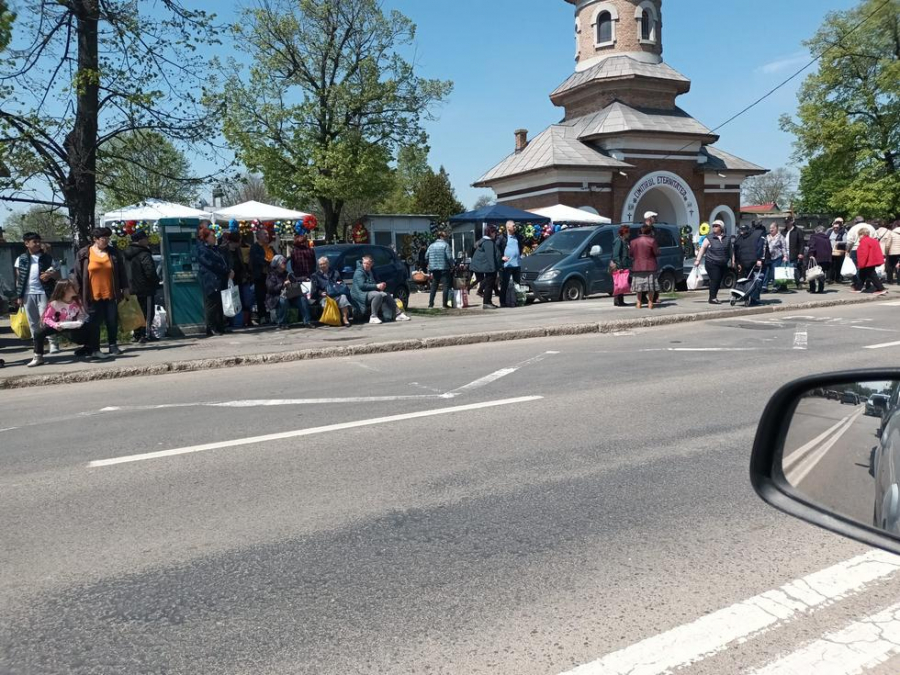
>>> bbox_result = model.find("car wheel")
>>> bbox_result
[658,271,676,294]
[722,270,737,289]
[394,284,410,308]
[561,279,584,302]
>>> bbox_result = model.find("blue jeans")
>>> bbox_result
[763,260,785,289]
[275,295,312,325]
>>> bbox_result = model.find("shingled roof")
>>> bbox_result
[551,55,691,102]
[473,124,631,186]
[700,146,766,173]
[571,101,717,141]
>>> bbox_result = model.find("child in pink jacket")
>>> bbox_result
[29,280,90,367]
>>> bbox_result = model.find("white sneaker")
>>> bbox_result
[27,355,44,367]
[395,313,411,322]
[369,316,382,324]
[48,343,61,355]
[90,350,109,360]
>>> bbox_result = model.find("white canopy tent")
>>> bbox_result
[530,205,611,225]
[212,200,312,223]
[101,199,212,224]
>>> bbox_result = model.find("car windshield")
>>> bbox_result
[313,248,344,270]
[533,230,592,255]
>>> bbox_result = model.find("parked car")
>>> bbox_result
[313,244,412,310]
[840,391,860,405]
[520,223,685,302]
[826,390,840,400]
[867,394,889,417]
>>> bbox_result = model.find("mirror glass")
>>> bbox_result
[781,379,900,533]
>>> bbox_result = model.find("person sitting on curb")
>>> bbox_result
[266,255,315,330]
[28,280,90,367]
[351,255,411,324]
[311,256,352,327]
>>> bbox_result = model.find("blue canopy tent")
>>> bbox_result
[448,204,550,257]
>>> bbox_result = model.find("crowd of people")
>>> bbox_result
[11,212,898,368]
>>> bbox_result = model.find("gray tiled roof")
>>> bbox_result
[473,124,632,186]
[551,56,690,99]
[572,101,716,139]
[700,146,767,173]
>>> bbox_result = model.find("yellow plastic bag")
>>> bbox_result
[321,296,342,327]
[396,299,405,312]
[10,307,31,340]
[117,296,145,333]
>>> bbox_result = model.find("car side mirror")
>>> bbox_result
[751,370,900,556]
[589,245,602,257]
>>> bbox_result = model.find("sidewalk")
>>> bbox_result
[0,285,886,388]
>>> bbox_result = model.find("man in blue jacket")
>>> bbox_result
[351,255,412,325]
[425,231,453,309]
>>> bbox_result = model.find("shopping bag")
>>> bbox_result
[804,263,825,282]
[117,296,145,333]
[775,265,795,282]
[321,296,342,327]
[876,264,887,279]
[396,299,405,312]
[151,305,168,339]
[504,283,517,308]
[614,269,632,295]
[10,307,31,340]
[686,266,701,291]
[453,288,470,308]
[514,284,527,307]
[841,255,857,278]
[221,281,242,318]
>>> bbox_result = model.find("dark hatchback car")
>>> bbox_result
[313,244,412,307]
[520,223,685,302]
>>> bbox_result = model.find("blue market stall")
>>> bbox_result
[448,204,551,257]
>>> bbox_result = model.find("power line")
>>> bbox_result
[657,0,894,163]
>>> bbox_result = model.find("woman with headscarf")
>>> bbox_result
[629,224,660,309]
[266,254,315,330]
[610,225,632,307]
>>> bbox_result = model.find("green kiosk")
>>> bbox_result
[158,218,205,336]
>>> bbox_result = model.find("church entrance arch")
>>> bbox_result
[621,171,700,230]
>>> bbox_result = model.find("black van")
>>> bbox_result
[520,223,685,302]
[313,244,412,307]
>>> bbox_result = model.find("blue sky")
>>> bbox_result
[2,0,861,222]
[196,0,857,209]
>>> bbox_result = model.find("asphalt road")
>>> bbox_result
[5,302,900,675]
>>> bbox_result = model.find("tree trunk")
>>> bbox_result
[64,1,101,243]
[320,197,342,243]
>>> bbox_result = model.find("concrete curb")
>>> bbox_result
[0,294,885,390]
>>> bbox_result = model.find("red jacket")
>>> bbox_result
[857,236,885,269]
[629,235,660,273]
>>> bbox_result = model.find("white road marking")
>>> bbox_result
[792,328,808,350]
[865,340,900,350]
[98,353,559,413]
[782,410,857,471]
[0,427,18,433]
[784,409,864,486]
[89,396,543,468]
[880,300,900,306]
[639,348,761,352]
[851,325,897,333]
[747,601,900,675]
[558,550,900,675]
[447,351,557,395]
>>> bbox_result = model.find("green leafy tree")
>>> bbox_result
[781,0,900,218]
[378,145,431,214]
[0,2,222,241]
[412,166,464,222]
[4,206,70,240]
[97,131,199,211]
[217,0,453,242]
[0,1,13,53]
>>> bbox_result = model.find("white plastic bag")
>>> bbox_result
[687,266,702,291]
[151,305,168,339]
[841,255,857,278]
[775,265,796,281]
[221,280,242,318]
[876,264,886,279]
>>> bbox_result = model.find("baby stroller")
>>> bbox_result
[730,265,763,307]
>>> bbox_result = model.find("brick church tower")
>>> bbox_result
[474,0,766,235]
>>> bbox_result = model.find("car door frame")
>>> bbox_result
[583,228,614,295]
